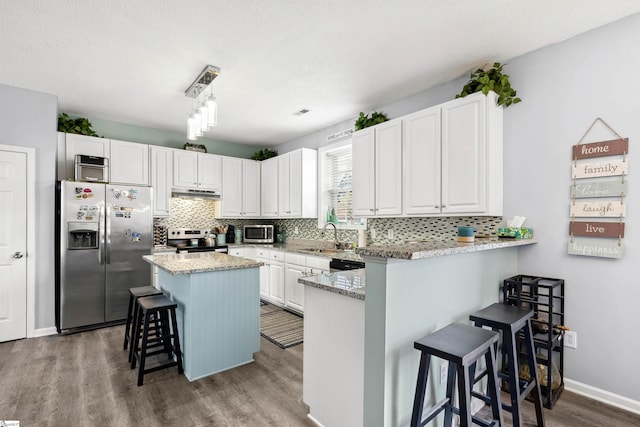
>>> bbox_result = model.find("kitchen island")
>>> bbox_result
[300,238,536,427]
[143,252,262,381]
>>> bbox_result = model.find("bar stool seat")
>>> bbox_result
[130,294,183,386]
[469,303,545,427]
[123,286,163,362]
[411,323,504,427]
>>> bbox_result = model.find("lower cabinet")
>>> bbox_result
[285,253,306,313]
[268,260,285,305]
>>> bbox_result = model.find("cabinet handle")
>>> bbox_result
[370,208,374,212]
[441,205,446,208]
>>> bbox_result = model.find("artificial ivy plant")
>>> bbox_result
[57,113,102,137]
[354,111,388,131]
[456,62,521,107]
[251,148,278,161]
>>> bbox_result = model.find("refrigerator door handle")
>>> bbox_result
[106,205,111,264]
[99,205,106,265]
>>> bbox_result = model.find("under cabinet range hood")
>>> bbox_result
[171,188,221,200]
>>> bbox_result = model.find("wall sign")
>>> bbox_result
[569,118,628,259]
[326,128,354,142]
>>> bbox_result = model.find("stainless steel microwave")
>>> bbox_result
[75,155,109,183]
[243,225,275,243]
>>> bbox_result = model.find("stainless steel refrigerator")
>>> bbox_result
[56,180,153,332]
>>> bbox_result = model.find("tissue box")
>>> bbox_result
[498,227,533,239]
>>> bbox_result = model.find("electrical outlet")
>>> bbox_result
[388,229,394,240]
[564,331,577,349]
[440,362,448,384]
[371,228,376,240]
[294,226,299,235]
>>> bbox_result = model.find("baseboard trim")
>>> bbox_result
[34,327,58,337]
[565,378,640,415]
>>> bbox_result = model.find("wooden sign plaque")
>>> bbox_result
[568,237,623,259]
[573,138,628,160]
[570,201,625,218]
[572,159,628,179]
[571,179,627,199]
[569,221,625,238]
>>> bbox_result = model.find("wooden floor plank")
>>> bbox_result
[1,325,639,426]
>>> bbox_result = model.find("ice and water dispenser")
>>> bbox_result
[68,222,99,249]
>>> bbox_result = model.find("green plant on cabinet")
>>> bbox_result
[57,113,102,137]
[456,62,521,107]
[251,148,278,161]
[354,111,388,131]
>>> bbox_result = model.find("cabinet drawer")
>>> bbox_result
[256,248,270,258]
[285,252,306,266]
[229,248,245,257]
[270,250,285,262]
[306,255,330,271]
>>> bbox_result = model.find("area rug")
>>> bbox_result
[260,302,303,349]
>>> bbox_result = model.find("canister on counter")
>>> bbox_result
[457,226,475,243]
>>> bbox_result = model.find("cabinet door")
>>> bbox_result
[285,263,305,313]
[352,127,375,216]
[403,107,441,215]
[221,156,243,217]
[198,153,222,191]
[150,146,173,217]
[374,120,402,216]
[65,134,110,180]
[259,259,270,298]
[110,139,149,185]
[288,150,303,217]
[261,157,279,217]
[242,160,261,217]
[269,261,285,304]
[173,150,198,188]
[441,94,486,213]
[277,154,292,217]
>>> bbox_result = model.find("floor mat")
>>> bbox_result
[260,302,303,349]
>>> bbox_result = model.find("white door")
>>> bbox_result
[242,160,261,217]
[374,120,403,216]
[352,127,376,216]
[173,150,198,188]
[284,263,305,312]
[198,153,222,191]
[277,154,291,217]
[260,157,279,217]
[0,150,27,342]
[221,156,243,217]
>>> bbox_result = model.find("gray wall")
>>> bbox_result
[281,13,640,402]
[503,13,640,400]
[0,84,57,329]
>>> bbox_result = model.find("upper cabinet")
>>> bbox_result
[173,150,222,192]
[352,120,403,217]
[265,148,317,218]
[403,91,503,216]
[110,139,149,185]
[220,157,260,218]
[150,146,173,217]
[61,133,110,181]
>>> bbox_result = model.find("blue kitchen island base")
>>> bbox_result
[156,266,260,381]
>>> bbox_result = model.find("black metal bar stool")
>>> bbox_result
[123,286,163,362]
[411,323,504,427]
[130,294,183,386]
[469,303,545,427]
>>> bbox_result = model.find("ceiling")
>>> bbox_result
[2,1,640,147]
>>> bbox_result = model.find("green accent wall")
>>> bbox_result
[84,116,260,158]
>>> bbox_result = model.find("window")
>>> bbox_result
[318,140,365,230]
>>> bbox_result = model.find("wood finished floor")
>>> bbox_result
[1,325,639,426]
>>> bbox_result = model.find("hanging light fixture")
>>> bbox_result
[184,65,220,140]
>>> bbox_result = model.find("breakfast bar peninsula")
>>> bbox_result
[143,252,262,381]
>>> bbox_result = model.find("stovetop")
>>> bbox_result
[167,227,228,253]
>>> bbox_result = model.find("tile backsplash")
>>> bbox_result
[154,199,502,246]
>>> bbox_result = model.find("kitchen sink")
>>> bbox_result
[297,248,354,255]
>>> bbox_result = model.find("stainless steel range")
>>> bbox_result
[167,228,229,253]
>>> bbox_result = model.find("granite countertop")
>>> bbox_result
[143,252,263,275]
[298,269,365,300]
[229,242,364,262]
[355,238,537,260]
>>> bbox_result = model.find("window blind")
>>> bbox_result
[326,146,353,223]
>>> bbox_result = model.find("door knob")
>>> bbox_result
[13,252,24,259]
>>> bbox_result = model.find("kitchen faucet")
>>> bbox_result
[323,222,338,248]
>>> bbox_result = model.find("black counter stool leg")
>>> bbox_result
[410,323,503,427]
[470,303,545,427]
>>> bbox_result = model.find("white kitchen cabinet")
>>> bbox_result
[403,91,503,216]
[269,257,285,305]
[272,148,317,218]
[173,150,222,192]
[284,252,306,313]
[260,157,279,217]
[220,157,260,218]
[305,254,330,275]
[352,119,402,217]
[150,146,173,217]
[110,139,149,185]
[63,133,110,180]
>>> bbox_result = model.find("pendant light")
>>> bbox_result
[187,113,197,140]
[207,93,217,127]
[184,65,220,140]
